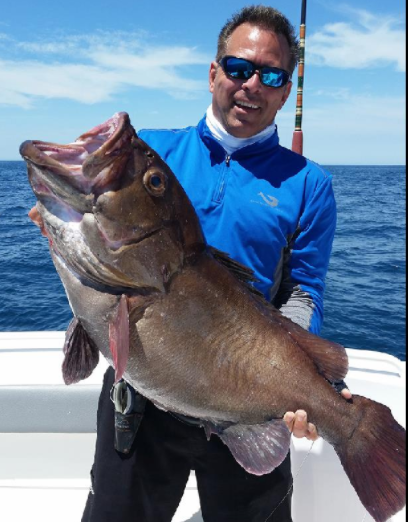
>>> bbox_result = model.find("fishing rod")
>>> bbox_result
[292,0,307,155]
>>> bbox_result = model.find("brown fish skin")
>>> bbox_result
[124,252,357,446]
[20,113,406,522]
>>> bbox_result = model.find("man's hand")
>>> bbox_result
[29,206,47,236]
[283,388,352,441]
[284,410,319,441]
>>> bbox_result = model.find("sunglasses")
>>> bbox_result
[219,56,291,89]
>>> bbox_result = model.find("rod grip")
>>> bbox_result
[292,130,303,155]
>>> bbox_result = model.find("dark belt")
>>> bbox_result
[110,380,204,453]
[170,412,203,428]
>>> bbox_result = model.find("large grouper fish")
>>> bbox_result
[20,113,405,522]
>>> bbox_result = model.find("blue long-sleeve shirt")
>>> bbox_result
[139,116,336,334]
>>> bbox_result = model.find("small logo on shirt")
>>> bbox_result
[251,192,279,208]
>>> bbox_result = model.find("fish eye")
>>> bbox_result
[143,170,167,197]
[151,175,162,188]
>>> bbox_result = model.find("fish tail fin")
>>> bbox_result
[335,395,406,522]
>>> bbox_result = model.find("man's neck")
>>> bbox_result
[205,105,276,155]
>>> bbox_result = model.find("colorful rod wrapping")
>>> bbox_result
[294,24,306,132]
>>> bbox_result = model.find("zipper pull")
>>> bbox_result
[225,155,231,166]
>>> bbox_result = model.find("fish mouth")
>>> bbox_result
[21,113,159,248]
[20,112,135,208]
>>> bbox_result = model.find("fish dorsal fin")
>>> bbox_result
[266,305,349,382]
[205,419,291,476]
[209,247,264,298]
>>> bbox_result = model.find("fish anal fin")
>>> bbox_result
[216,419,291,476]
[269,307,349,382]
[109,294,130,383]
[62,317,99,385]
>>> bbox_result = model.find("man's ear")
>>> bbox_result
[209,62,218,93]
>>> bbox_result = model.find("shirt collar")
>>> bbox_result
[198,111,280,160]
[205,104,277,155]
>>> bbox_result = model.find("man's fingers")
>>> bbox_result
[28,206,40,223]
[306,422,319,441]
[293,410,308,437]
[341,388,353,400]
[28,206,47,237]
[284,410,319,441]
[284,411,295,431]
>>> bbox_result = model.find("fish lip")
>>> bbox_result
[20,112,133,191]
[28,166,94,216]
[20,112,129,165]
[100,225,164,252]
[78,112,133,176]
[50,234,161,294]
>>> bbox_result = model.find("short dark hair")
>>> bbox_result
[216,5,300,74]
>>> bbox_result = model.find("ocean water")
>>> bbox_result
[0,162,406,361]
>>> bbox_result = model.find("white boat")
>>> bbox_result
[0,331,405,522]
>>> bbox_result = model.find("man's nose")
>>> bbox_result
[242,71,262,92]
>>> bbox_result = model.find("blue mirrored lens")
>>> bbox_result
[221,57,289,88]
[261,69,288,88]
[224,57,253,79]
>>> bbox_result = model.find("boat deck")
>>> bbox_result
[0,331,405,521]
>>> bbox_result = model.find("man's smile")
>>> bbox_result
[234,100,261,111]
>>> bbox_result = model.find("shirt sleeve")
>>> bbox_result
[274,172,337,335]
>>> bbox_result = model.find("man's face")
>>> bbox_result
[209,23,293,138]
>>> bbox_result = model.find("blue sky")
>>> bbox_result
[0,0,405,164]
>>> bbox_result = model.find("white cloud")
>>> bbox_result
[0,61,118,105]
[0,88,32,109]
[308,9,406,72]
[0,32,211,108]
[307,93,405,134]
[277,91,405,164]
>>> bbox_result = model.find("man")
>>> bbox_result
[82,5,350,522]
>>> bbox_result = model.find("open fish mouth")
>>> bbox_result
[20,112,153,246]
[20,112,135,204]
[21,112,186,290]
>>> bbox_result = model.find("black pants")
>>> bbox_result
[82,368,293,522]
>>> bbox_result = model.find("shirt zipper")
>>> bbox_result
[212,154,231,203]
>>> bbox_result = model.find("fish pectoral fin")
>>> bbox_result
[216,419,291,476]
[62,318,99,385]
[109,294,130,383]
[209,246,263,295]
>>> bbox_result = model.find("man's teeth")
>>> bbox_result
[236,101,260,109]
